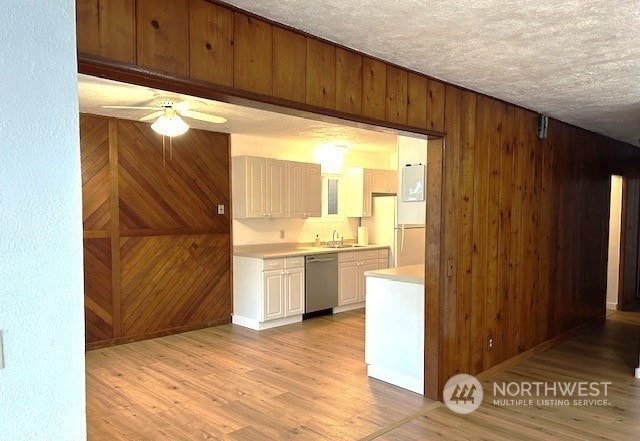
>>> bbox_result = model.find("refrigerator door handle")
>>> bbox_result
[399,225,405,256]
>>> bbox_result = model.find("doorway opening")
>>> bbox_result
[606,175,623,311]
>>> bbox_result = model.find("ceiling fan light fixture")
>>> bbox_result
[151,114,189,137]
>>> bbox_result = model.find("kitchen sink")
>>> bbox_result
[324,243,365,248]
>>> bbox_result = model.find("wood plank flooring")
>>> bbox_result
[86,310,640,440]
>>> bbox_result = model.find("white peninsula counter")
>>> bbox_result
[364,264,424,394]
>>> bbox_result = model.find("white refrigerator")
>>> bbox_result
[362,195,425,267]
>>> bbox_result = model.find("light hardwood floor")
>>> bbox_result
[86,310,640,440]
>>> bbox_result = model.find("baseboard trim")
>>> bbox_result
[475,315,605,383]
[333,302,365,314]
[606,302,618,310]
[85,317,231,351]
[231,314,302,330]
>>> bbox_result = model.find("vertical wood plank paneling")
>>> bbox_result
[385,65,408,124]
[521,112,537,349]
[530,114,544,346]
[406,73,428,129]
[335,48,362,115]
[483,98,503,370]
[362,57,387,121]
[427,79,446,132]
[508,107,526,356]
[233,13,273,95]
[137,0,189,76]
[469,96,491,374]
[442,85,461,381]
[455,90,476,375]
[189,0,234,87]
[306,38,336,109]
[539,122,556,344]
[272,27,306,103]
[496,103,514,363]
[425,138,444,399]
[76,0,136,63]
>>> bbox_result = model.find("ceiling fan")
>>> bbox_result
[103,98,227,137]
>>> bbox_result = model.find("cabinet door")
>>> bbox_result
[263,270,284,321]
[362,169,372,217]
[378,258,389,270]
[287,161,306,218]
[370,169,389,193]
[338,262,359,305]
[305,163,322,217]
[265,158,286,218]
[245,156,267,218]
[359,259,378,302]
[284,267,305,316]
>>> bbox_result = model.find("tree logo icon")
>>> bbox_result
[443,374,483,414]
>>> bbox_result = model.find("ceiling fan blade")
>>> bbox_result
[139,110,165,122]
[174,100,205,113]
[180,109,227,124]
[102,105,160,110]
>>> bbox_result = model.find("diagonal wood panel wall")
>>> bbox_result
[80,114,232,347]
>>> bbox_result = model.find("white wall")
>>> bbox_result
[0,2,86,440]
[606,175,623,310]
[231,134,392,245]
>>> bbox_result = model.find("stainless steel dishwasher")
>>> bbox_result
[304,254,339,317]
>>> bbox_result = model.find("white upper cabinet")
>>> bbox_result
[234,155,321,219]
[232,156,286,219]
[286,161,322,218]
[371,169,398,194]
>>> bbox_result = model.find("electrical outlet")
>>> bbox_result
[0,330,4,369]
[280,230,285,239]
[487,335,494,351]
[217,204,225,215]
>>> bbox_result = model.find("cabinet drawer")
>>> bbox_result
[284,256,304,268]
[338,251,359,262]
[378,248,389,258]
[358,250,379,260]
[263,258,284,270]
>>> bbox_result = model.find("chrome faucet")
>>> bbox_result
[332,229,339,243]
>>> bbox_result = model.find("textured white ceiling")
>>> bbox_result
[222,0,640,147]
[77,74,398,152]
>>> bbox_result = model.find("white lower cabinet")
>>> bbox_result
[337,248,389,308]
[233,256,305,330]
[234,247,391,329]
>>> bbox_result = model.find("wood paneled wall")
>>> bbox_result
[75,0,640,398]
[437,86,640,394]
[80,114,231,347]
[75,0,446,136]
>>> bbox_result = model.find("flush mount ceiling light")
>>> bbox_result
[150,109,189,137]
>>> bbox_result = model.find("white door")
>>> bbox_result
[287,161,306,218]
[305,163,322,217]
[246,156,266,218]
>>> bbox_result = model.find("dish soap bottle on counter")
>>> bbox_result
[315,234,320,247]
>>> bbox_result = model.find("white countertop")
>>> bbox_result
[364,264,424,285]
[234,242,390,259]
